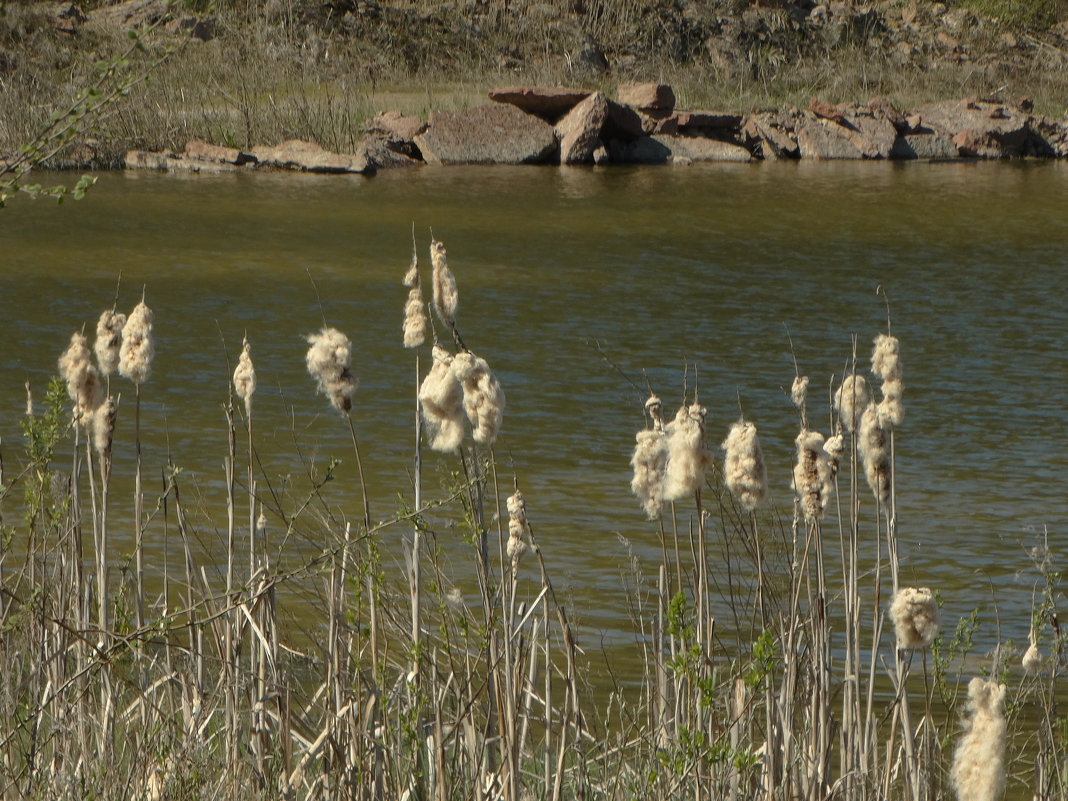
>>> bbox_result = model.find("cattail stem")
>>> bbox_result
[346,414,371,532]
[133,384,144,630]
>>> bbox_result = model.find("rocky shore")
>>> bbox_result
[125,82,1068,176]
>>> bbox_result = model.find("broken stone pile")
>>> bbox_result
[125,82,1068,176]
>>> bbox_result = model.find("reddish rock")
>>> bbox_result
[641,112,678,135]
[912,98,1041,157]
[617,83,676,112]
[359,136,422,169]
[795,114,864,159]
[367,110,427,143]
[488,86,591,122]
[183,140,255,165]
[556,91,608,165]
[675,111,744,134]
[840,113,898,158]
[743,112,799,159]
[603,100,645,140]
[251,139,369,173]
[654,135,752,163]
[809,98,846,124]
[414,105,558,165]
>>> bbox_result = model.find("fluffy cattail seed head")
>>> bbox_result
[92,396,117,455]
[631,428,669,519]
[506,490,530,564]
[890,587,940,649]
[834,373,870,432]
[663,403,712,502]
[791,375,809,409]
[858,403,891,506]
[1023,642,1042,673]
[94,309,126,377]
[430,239,458,330]
[873,334,904,427]
[305,327,357,413]
[793,429,832,522]
[824,429,845,476]
[951,677,1007,801]
[233,337,256,415]
[419,345,465,452]
[58,332,103,425]
[451,351,505,447]
[119,301,154,386]
[403,286,427,349]
[721,419,767,511]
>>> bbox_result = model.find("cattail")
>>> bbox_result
[58,332,103,425]
[791,375,809,408]
[94,309,126,377]
[663,403,712,502]
[403,286,427,349]
[305,327,358,413]
[631,396,668,519]
[119,300,154,386]
[233,337,256,416]
[834,373,870,432]
[793,429,832,522]
[92,396,117,455]
[889,587,940,649]
[506,490,530,564]
[721,419,767,511]
[419,345,465,452]
[451,350,505,447]
[858,403,891,505]
[1022,642,1042,673]
[430,239,458,330]
[872,333,904,427]
[824,428,845,476]
[951,677,1007,801]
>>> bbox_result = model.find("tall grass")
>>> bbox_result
[0,238,1065,801]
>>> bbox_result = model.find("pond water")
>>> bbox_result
[2,160,1067,675]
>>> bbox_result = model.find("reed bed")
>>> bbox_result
[0,243,1065,801]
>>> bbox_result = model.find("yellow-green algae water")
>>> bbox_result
[1,161,1067,676]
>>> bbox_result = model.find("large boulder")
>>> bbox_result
[415,105,558,165]
[889,132,959,160]
[251,139,370,173]
[742,112,799,159]
[807,99,898,158]
[795,114,865,159]
[617,83,676,113]
[359,136,422,169]
[365,110,427,160]
[911,98,1046,157]
[488,86,592,122]
[603,100,645,141]
[655,135,752,163]
[556,91,608,165]
[675,111,744,137]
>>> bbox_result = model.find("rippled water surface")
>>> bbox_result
[3,161,1067,668]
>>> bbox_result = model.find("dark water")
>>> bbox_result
[2,161,1067,669]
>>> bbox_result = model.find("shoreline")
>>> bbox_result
[112,84,1068,177]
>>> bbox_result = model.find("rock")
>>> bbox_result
[603,100,645,140]
[488,86,591,122]
[183,140,255,165]
[742,112,799,159]
[653,135,752,162]
[795,114,864,159]
[641,112,678,135]
[125,150,237,173]
[868,96,907,131]
[810,97,846,123]
[359,136,422,169]
[251,139,370,173]
[49,2,87,33]
[367,110,427,143]
[556,91,608,165]
[617,83,676,112]
[592,144,610,165]
[414,105,558,165]
[1032,116,1068,157]
[889,132,959,160]
[912,98,1043,157]
[675,111,744,135]
[606,137,672,164]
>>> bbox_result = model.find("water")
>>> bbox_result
[2,161,1067,670]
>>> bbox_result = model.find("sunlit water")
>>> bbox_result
[2,161,1067,679]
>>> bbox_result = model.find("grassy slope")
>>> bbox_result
[2,0,1068,163]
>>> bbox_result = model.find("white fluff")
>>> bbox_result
[858,403,891,506]
[834,373,870,432]
[431,239,458,330]
[663,404,711,502]
[305,327,358,413]
[451,350,505,447]
[889,587,940,649]
[419,345,464,452]
[951,678,1007,801]
[233,337,256,415]
[94,309,126,377]
[720,419,767,511]
[793,429,832,522]
[118,300,154,386]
